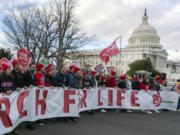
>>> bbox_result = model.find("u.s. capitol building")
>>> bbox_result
[65,10,180,81]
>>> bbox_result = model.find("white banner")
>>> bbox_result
[0,87,179,134]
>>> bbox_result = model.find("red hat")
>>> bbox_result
[134,77,140,81]
[69,65,75,70]
[12,59,20,67]
[160,79,164,84]
[66,69,70,73]
[48,64,53,68]
[45,68,52,74]
[120,75,126,80]
[74,67,80,73]
[155,76,161,81]
[100,76,106,80]
[20,69,25,73]
[2,64,11,71]
[111,70,116,76]
[83,72,88,76]
[36,64,44,71]
[91,71,97,76]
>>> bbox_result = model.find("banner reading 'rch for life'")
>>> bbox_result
[0,87,179,134]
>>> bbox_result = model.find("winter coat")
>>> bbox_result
[45,74,55,87]
[140,82,152,90]
[65,72,79,89]
[83,78,92,88]
[107,77,116,88]
[0,74,15,93]
[132,81,140,90]
[12,70,24,88]
[23,70,36,87]
[118,81,127,89]
[35,72,49,87]
[54,71,65,87]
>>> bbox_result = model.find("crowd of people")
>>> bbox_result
[0,59,179,135]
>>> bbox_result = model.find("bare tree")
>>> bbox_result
[2,0,91,67]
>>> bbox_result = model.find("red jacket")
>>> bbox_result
[140,82,152,90]
[35,72,51,87]
[107,77,116,88]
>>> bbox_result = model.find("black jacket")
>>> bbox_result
[65,72,79,88]
[118,81,127,89]
[0,75,15,93]
[23,70,36,87]
[45,74,55,86]
[54,71,64,87]
[12,70,24,88]
[83,78,92,88]
[132,81,140,90]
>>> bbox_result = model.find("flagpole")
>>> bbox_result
[118,36,122,75]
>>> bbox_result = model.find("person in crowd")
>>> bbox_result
[154,76,161,91]
[83,72,92,89]
[107,70,117,88]
[76,70,84,89]
[118,75,127,89]
[171,79,180,91]
[0,64,15,95]
[23,63,36,130]
[140,78,152,91]
[65,66,80,121]
[126,76,133,90]
[23,64,36,88]
[48,63,54,70]
[175,83,180,111]
[0,64,19,135]
[45,68,55,87]
[12,59,25,91]
[98,75,106,87]
[132,77,140,90]
[35,64,48,87]
[160,79,166,91]
[65,65,79,89]
[96,71,104,85]
[90,71,97,87]
[20,68,25,74]
[140,78,153,114]
[153,76,161,113]
[54,66,66,88]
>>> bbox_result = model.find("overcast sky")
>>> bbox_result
[0,0,180,60]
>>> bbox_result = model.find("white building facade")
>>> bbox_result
[65,10,180,81]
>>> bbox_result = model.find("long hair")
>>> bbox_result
[0,71,14,80]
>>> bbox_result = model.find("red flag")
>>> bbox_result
[99,38,120,64]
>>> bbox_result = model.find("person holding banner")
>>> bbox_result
[65,66,80,89]
[0,64,15,95]
[0,64,19,135]
[45,68,55,87]
[83,72,92,89]
[107,70,117,88]
[132,77,140,90]
[90,71,97,87]
[36,64,49,87]
[23,63,36,130]
[12,59,25,91]
[23,64,36,88]
[54,66,66,88]
[118,75,127,89]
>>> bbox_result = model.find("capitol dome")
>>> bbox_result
[127,9,162,49]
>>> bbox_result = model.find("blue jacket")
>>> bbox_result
[65,72,79,89]
[54,71,64,87]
